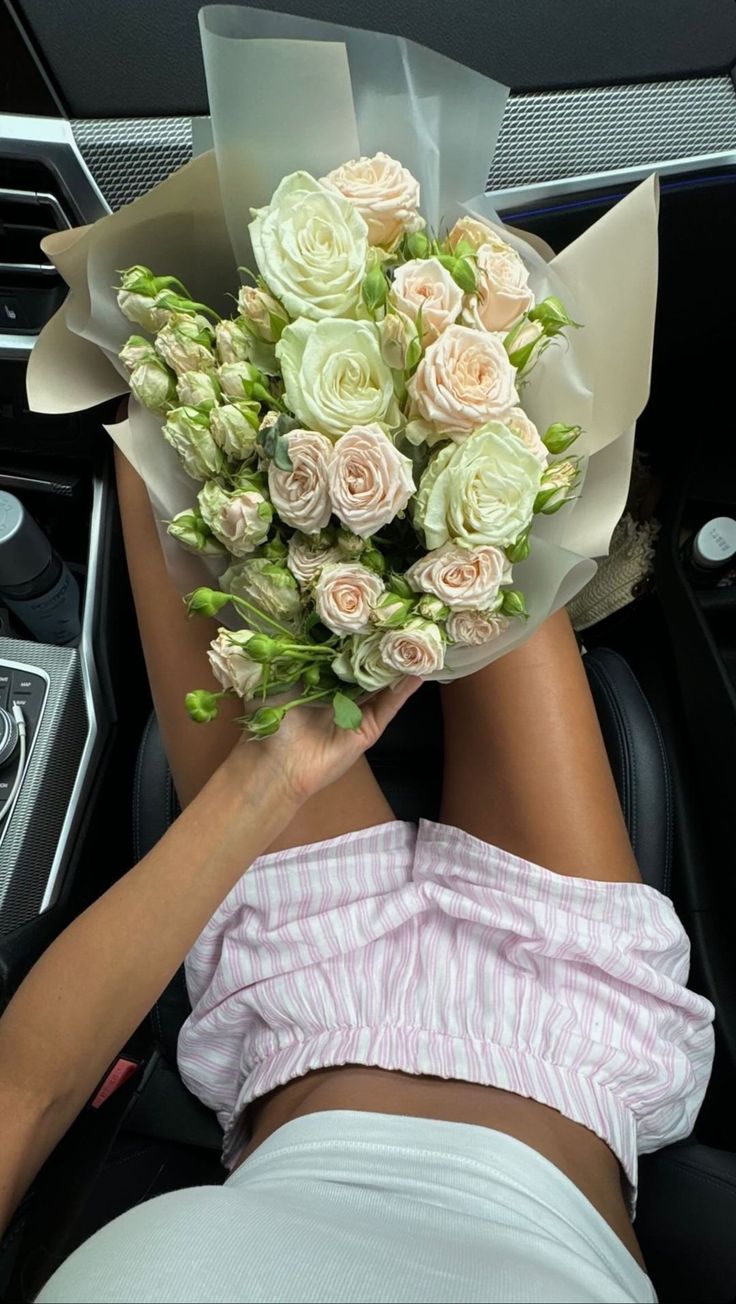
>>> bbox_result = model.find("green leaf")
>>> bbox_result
[273,433,294,472]
[333,691,363,731]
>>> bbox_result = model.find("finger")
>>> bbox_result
[362,676,422,738]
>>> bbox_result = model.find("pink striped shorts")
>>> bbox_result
[178,819,715,1191]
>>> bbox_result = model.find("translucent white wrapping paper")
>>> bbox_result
[26,4,659,680]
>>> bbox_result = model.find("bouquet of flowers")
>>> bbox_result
[116,164,583,736]
[27,5,659,738]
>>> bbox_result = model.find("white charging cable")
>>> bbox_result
[0,703,27,823]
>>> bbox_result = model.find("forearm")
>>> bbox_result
[0,746,295,1232]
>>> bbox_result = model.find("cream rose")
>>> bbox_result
[221,558,302,631]
[268,429,334,535]
[414,422,543,550]
[250,171,368,321]
[327,424,414,539]
[380,617,445,675]
[198,481,272,557]
[332,631,402,692]
[287,533,342,585]
[314,563,384,636]
[446,610,510,646]
[464,245,534,334]
[322,152,422,248]
[389,258,463,344]
[277,318,398,439]
[408,325,518,438]
[406,541,511,611]
[504,408,548,464]
[207,628,263,701]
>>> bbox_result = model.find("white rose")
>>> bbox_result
[250,171,368,321]
[154,313,215,375]
[414,422,543,550]
[409,325,518,438]
[446,610,510,646]
[390,258,463,345]
[287,533,342,585]
[167,508,225,556]
[321,152,422,248]
[406,541,511,611]
[208,628,263,701]
[209,402,259,460]
[163,407,225,481]
[129,359,176,412]
[119,335,157,371]
[463,245,534,334]
[277,318,398,439]
[327,424,414,539]
[176,370,220,410]
[217,361,260,399]
[221,558,302,632]
[198,481,271,557]
[268,429,334,535]
[332,631,402,692]
[314,563,384,636]
[215,319,252,365]
[447,215,512,255]
[504,408,548,464]
[117,289,172,332]
[380,617,445,675]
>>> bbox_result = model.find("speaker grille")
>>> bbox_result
[71,76,736,214]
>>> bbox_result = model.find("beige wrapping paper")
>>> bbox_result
[26,4,659,680]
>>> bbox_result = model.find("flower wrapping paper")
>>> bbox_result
[26,4,659,681]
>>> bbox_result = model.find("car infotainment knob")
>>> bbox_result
[0,706,19,767]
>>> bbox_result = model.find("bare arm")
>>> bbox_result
[0,677,418,1237]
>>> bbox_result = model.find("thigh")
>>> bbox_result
[115,448,394,843]
[440,611,640,882]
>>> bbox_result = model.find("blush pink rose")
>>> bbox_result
[322,152,422,248]
[406,541,511,611]
[314,562,384,636]
[463,245,534,334]
[327,423,414,539]
[268,429,334,534]
[390,258,463,344]
[408,324,519,437]
[446,610,510,646]
[379,617,445,675]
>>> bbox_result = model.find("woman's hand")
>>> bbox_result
[228,678,422,810]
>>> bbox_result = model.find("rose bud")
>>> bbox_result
[167,509,225,556]
[186,587,232,618]
[246,706,286,737]
[237,285,289,343]
[185,689,220,723]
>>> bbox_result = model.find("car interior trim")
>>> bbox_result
[39,467,109,911]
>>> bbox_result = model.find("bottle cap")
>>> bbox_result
[0,491,53,588]
[692,516,736,569]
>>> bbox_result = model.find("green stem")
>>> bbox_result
[226,593,296,639]
[281,688,335,713]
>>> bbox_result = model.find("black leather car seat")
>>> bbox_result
[127,646,736,1303]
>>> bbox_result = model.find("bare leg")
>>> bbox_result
[115,448,394,848]
[440,609,640,882]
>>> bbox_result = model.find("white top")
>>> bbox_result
[39,1111,656,1304]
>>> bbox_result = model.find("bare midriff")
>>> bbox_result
[234,1065,645,1270]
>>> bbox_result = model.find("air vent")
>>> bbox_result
[0,158,72,336]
